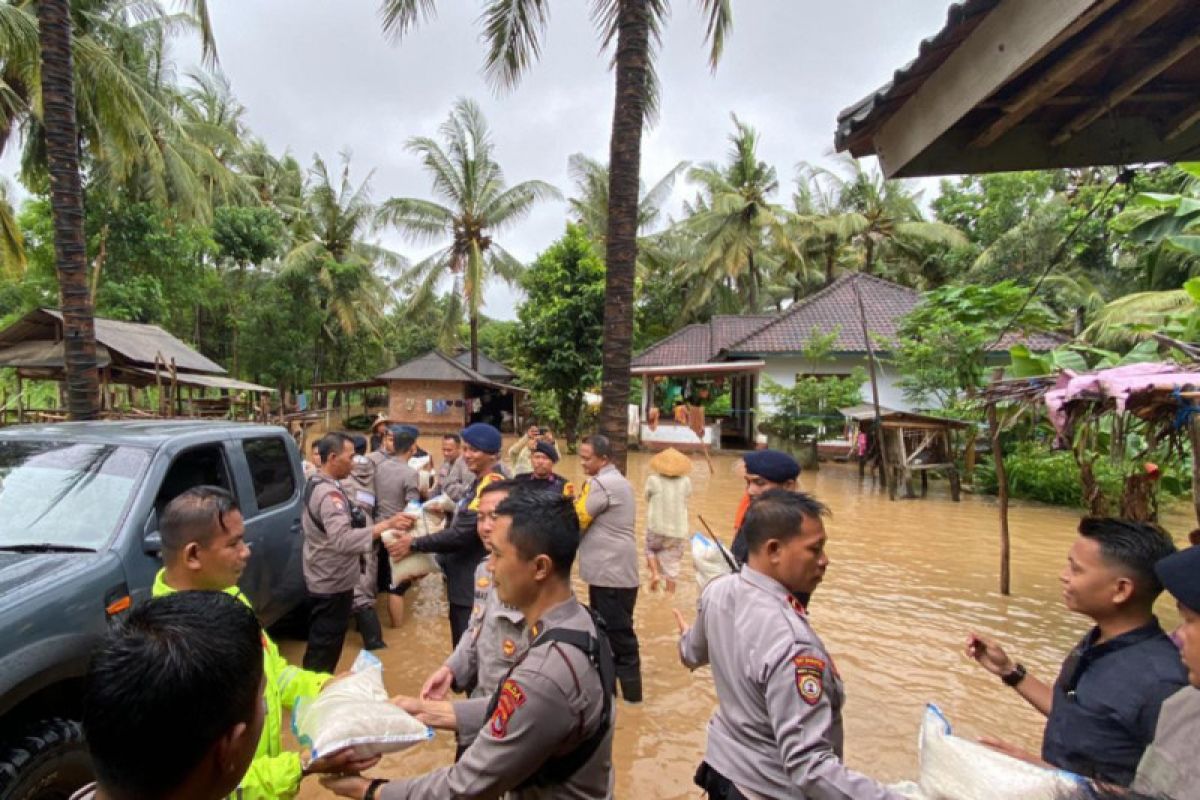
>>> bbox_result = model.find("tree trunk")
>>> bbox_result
[746,248,758,310]
[863,237,875,276]
[38,0,100,420]
[599,0,651,471]
[825,238,836,286]
[470,310,479,372]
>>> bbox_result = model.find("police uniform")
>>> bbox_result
[378,597,614,800]
[341,456,378,611]
[679,568,904,799]
[443,559,527,749]
[575,463,641,701]
[301,476,374,673]
[1133,686,1200,799]
[435,455,474,502]
[410,471,503,647]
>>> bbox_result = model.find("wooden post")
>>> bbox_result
[15,373,23,424]
[1190,413,1200,528]
[987,400,1011,596]
[852,278,889,493]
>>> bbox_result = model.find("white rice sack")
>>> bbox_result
[916,705,1083,800]
[422,494,457,514]
[691,532,736,590]
[382,510,446,585]
[293,651,432,764]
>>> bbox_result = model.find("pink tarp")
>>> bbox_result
[1045,363,1200,437]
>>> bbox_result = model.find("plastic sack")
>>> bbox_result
[382,508,446,586]
[691,532,736,590]
[293,651,432,765]
[913,705,1082,800]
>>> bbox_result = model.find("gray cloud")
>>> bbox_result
[30,2,959,320]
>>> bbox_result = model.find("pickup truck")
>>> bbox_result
[0,421,309,800]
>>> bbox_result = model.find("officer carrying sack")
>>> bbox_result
[483,607,616,788]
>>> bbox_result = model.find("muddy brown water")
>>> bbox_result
[284,440,1189,798]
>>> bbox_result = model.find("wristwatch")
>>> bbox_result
[364,778,389,800]
[1001,662,1027,687]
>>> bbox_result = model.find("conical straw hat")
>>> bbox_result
[649,447,692,478]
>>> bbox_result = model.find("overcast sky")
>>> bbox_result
[40,1,961,319]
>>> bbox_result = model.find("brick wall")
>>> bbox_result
[387,380,469,432]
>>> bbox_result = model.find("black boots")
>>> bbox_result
[354,607,387,650]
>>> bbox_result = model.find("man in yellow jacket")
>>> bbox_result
[152,485,377,799]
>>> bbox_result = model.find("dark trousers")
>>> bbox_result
[588,585,641,702]
[694,762,750,799]
[449,603,473,649]
[303,589,354,673]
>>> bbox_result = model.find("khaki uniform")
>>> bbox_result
[379,598,614,800]
[679,568,903,799]
[575,465,638,589]
[375,458,421,519]
[436,455,474,502]
[341,456,378,611]
[301,477,373,594]
[444,560,527,747]
[508,437,534,476]
[1133,685,1200,800]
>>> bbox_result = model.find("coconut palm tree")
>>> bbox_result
[282,154,403,384]
[378,0,734,467]
[377,98,559,370]
[795,156,967,284]
[20,0,218,418]
[567,152,687,246]
[681,114,793,313]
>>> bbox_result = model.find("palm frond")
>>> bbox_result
[379,0,439,41]
[480,0,552,91]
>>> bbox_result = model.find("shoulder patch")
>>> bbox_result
[794,655,826,705]
[488,679,527,739]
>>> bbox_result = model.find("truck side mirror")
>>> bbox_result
[143,510,163,556]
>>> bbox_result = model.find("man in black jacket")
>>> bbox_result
[386,423,506,647]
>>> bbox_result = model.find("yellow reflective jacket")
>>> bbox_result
[152,571,330,799]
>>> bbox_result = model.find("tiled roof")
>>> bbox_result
[725,274,919,355]
[452,350,515,382]
[631,315,775,368]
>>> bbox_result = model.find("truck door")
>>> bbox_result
[134,443,236,603]
[231,434,304,626]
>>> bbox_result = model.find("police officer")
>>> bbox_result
[576,434,641,702]
[420,479,527,757]
[730,449,800,564]
[434,433,473,502]
[343,434,386,651]
[374,426,423,627]
[302,432,409,673]
[321,489,615,800]
[1132,543,1200,798]
[676,489,904,799]
[514,441,574,496]
[387,423,507,647]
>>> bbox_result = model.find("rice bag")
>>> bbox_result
[293,651,432,765]
[382,508,446,585]
[915,705,1083,800]
[691,532,736,590]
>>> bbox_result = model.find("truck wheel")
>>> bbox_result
[0,719,92,800]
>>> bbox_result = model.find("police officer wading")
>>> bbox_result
[322,490,616,800]
[677,490,903,800]
[303,432,411,673]
[575,434,642,703]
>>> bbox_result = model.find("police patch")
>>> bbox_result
[794,656,825,705]
[488,679,527,738]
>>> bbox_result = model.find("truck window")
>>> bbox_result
[243,436,295,511]
[156,445,233,516]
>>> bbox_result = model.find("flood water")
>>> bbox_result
[284,440,1190,798]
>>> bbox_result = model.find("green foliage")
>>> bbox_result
[514,225,606,444]
[212,206,285,266]
[894,281,1058,406]
[759,372,865,443]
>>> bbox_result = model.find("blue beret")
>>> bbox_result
[1156,545,1200,613]
[461,423,502,454]
[743,450,800,484]
[394,424,420,437]
[534,440,559,463]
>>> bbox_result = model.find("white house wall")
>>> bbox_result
[756,354,911,415]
